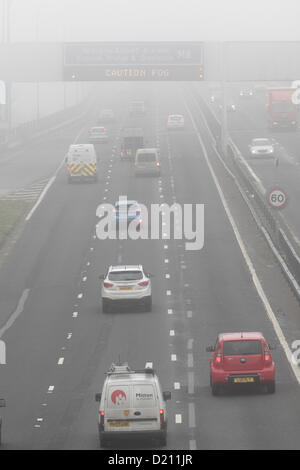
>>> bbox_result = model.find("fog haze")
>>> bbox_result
[1,0,300,42]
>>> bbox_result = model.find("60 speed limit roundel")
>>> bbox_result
[267,188,288,209]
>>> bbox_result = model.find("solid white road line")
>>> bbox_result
[26,119,89,222]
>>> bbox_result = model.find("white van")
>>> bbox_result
[95,362,171,447]
[134,148,161,176]
[66,144,98,183]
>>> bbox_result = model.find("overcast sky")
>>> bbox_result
[1,0,300,42]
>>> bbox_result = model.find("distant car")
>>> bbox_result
[239,88,253,97]
[130,100,146,117]
[248,138,275,158]
[98,109,115,124]
[206,332,275,395]
[113,200,142,229]
[100,265,152,312]
[167,114,185,130]
[88,126,108,144]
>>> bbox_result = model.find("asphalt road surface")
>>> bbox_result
[0,82,299,450]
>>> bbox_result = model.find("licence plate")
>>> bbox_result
[109,421,130,427]
[119,286,133,291]
[233,377,254,383]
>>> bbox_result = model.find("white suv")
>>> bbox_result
[95,362,171,447]
[100,265,152,312]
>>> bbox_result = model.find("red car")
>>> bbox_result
[206,332,275,395]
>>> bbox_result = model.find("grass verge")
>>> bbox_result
[0,200,29,248]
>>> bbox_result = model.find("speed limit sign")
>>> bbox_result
[267,188,288,209]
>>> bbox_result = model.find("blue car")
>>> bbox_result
[113,200,142,229]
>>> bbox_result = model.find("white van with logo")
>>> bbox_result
[134,148,161,176]
[95,362,171,447]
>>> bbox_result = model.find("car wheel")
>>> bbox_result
[211,377,220,396]
[266,381,276,394]
[67,176,72,184]
[99,435,108,448]
[102,299,110,313]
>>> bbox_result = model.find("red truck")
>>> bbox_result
[267,88,298,130]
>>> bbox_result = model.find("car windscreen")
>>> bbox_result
[223,340,262,356]
[137,153,156,162]
[108,271,143,281]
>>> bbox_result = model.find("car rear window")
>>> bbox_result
[253,139,270,146]
[223,340,262,356]
[116,203,139,213]
[170,116,182,121]
[92,128,105,133]
[133,385,157,408]
[108,271,143,281]
[137,153,156,162]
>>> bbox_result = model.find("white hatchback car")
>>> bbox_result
[167,114,184,130]
[100,265,152,312]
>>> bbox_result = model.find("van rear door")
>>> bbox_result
[130,384,160,432]
[105,385,131,433]
[136,152,157,169]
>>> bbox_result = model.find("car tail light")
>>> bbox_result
[264,346,272,364]
[120,151,123,157]
[104,282,114,288]
[160,409,164,423]
[138,280,149,287]
[215,352,222,366]
[100,411,104,425]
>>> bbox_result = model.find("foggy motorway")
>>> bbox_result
[0,0,300,455]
